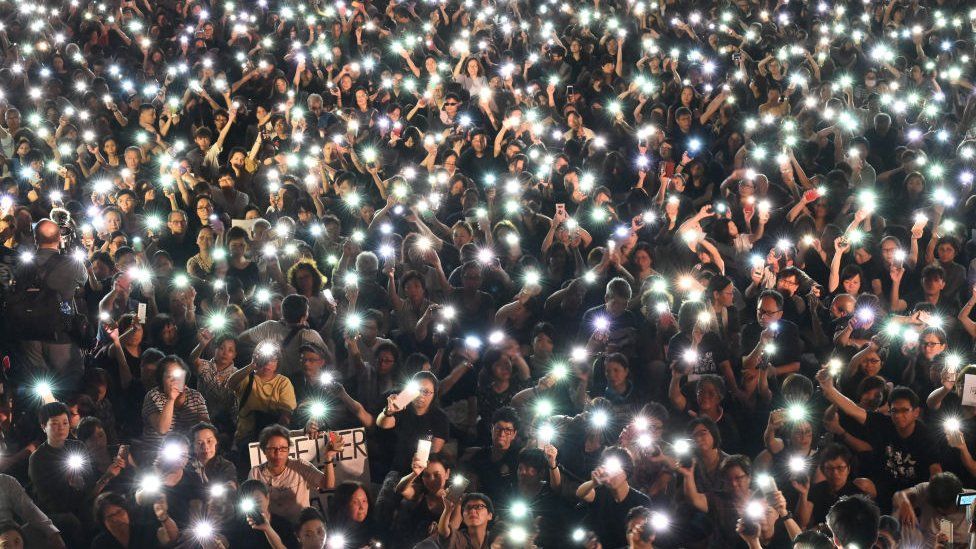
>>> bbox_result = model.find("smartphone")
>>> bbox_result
[117,444,129,462]
[137,303,147,324]
[803,189,820,202]
[741,518,759,537]
[638,138,648,149]
[392,384,420,409]
[556,203,566,217]
[939,518,952,544]
[246,508,266,525]
[446,476,470,501]
[956,492,976,507]
[416,436,432,467]
[566,85,574,96]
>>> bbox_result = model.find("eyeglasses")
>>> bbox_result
[921,340,944,347]
[444,102,459,106]
[758,309,782,317]
[493,425,516,434]
[265,446,290,454]
[822,464,849,473]
[890,407,913,415]
[463,504,488,512]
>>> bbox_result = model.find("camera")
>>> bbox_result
[50,207,78,253]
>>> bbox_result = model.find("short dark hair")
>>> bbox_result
[792,530,833,549]
[259,424,292,449]
[94,492,128,525]
[517,448,549,474]
[460,492,494,514]
[77,416,104,442]
[491,406,520,432]
[688,416,723,449]
[758,289,784,309]
[190,422,220,441]
[282,294,310,324]
[888,386,919,409]
[928,472,963,510]
[38,402,70,425]
[296,507,326,533]
[826,495,880,549]
[240,478,270,498]
[818,443,854,470]
[720,454,752,477]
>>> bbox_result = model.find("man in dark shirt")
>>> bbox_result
[741,290,803,377]
[16,219,88,390]
[816,370,940,513]
[457,128,499,185]
[577,446,651,549]
[459,407,522,504]
[151,210,197,270]
[28,402,95,548]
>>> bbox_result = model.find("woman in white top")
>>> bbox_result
[453,55,488,95]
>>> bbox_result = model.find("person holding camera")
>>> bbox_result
[11,218,88,391]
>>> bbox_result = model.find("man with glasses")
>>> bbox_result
[460,407,522,503]
[147,209,196,269]
[248,424,339,524]
[435,492,496,548]
[794,443,876,528]
[816,369,941,513]
[741,290,802,376]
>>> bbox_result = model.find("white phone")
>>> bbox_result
[392,383,420,409]
[939,518,953,545]
[415,437,432,467]
[137,303,147,324]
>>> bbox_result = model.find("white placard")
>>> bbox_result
[248,427,369,484]
[963,375,976,406]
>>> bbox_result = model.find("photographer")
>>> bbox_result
[10,218,88,390]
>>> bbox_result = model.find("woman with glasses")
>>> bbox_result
[377,371,450,475]
[837,341,885,396]
[888,324,948,398]
[247,424,339,525]
[793,444,876,529]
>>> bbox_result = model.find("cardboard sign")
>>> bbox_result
[248,427,370,486]
[963,375,976,406]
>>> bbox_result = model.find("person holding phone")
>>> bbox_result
[893,472,971,548]
[225,479,295,549]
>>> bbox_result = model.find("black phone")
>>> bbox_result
[246,510,266,525]
[566,85,574,96]
[957,492,976,507]
[741,518,760,537]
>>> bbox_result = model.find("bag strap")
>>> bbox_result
[239,371,256,412]
[281,325,304,348]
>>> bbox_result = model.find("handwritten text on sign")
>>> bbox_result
[248,427,370,485]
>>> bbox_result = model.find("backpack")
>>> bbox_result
[6,258,71,342]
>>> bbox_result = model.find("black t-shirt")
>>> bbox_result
[584,485,651,549]
[390,406,451,474]
[135,469,207,528]
[806,480,864,528]
[224,512,299,548]
[864,412,937,501]
[740,320,802,368]
[667,331,731,379]
[460,445,520,504]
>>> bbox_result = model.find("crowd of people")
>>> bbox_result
[3,0,976,546]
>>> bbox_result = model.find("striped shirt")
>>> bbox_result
[141,387,210,446]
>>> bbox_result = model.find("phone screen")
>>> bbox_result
[957,492,976,507]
